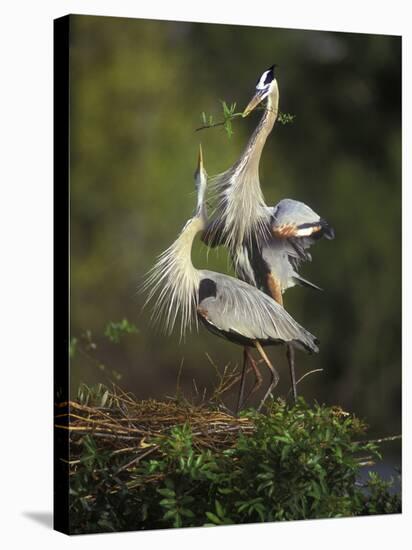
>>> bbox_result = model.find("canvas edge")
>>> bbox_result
[53,13,71,536]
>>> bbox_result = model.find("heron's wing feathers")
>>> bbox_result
[292,274,323,291]
[270,199,335,242]
[259,239,321,293]
[264,199,334,283]
[198,270,319,353]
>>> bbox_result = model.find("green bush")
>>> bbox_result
[66,397,400,534]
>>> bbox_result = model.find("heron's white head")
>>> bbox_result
[242,65,278,117]
[194,144,208,220]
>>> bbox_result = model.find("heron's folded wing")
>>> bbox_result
[198,271,319,353]
[270,199,335,241]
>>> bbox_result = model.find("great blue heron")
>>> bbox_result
[203,65,334,403]
[143,146,319,411]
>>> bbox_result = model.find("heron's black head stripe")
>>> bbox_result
[264,65,276,84]
[256,65,277,89]
[199,278,217,302]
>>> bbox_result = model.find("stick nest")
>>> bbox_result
[55,384,255,467]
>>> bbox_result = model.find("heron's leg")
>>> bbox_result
[242,348,263,408]
[235,347,249,415]
[286,344,298,404]
[255,341,280,412]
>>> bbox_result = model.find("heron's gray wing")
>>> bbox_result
[198,270,319,353]
[270,199,334,242]
[264,199,334,286]
[260,239,322,293]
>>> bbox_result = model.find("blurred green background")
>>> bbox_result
[69,15,401,444]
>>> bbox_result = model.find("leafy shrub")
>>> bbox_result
[65,396,400,534]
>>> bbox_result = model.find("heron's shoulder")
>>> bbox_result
[273,198,320,219]
[199,269,270,298]
[199,269,246,289]
[264,205,277,217]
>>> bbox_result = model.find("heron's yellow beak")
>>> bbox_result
[242,91,266,117]
[197,144,203,171]
[194,144,206,181]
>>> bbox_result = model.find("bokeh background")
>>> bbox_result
[69,15,401,460]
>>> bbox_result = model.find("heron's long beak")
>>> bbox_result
[195,144,207,219]
[197,144,203,172]
[242,90,267,117]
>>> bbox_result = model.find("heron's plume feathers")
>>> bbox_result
[208,162,271,262]
[142,218,201,340]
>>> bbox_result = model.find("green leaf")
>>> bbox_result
[180,509,195,518]
[215,499,224,518]
[222,100,230,117]
[224,119,233,138]
[173,514,182,528]
[104,318,138,343]
[274,435,293,444]
[205,512,222,525]
[159,498,177,507]
[217,487,232,495]
[281,445,291,461]
[157,488,175,498]
[100,390,109,407]
[187,452,194,468]
[165,478,175,490]
[277,111,296,125]
[163,510,177,521]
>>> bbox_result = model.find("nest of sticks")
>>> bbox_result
[55,383,256,470]
[55,357,328,472]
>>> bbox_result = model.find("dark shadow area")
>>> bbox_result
[23,511,53,529]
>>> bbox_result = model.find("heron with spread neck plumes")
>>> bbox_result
[143,146,319,411]
[203,65,334,404]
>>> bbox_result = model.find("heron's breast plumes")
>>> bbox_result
[209,162,271,263]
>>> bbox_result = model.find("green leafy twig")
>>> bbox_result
[104,318,139,343]
[277,112,296,125]
[196,100,295,138]
[197,101,242,138]
[69,319,139,384]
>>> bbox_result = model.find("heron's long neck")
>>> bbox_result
[145,215,204,338]
[173,216,204,279]
[167,216,204,336]
[239,82,279,178]
[221,84,279,251]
